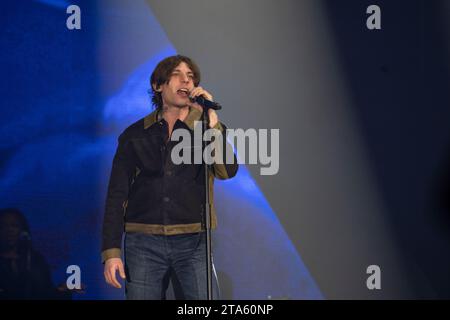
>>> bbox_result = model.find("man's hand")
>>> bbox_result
[104,258,126,288]
[188,86,219,128]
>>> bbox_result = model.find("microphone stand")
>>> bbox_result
[191,95,222,300]
[201,105,214,300]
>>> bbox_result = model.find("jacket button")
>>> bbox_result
[163,196,170,202]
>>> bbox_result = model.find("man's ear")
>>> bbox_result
[152,83,162,93]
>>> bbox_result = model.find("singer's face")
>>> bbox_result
[0,214,22,249]
[158,62,195,109]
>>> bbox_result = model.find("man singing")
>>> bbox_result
[101,55,238,300]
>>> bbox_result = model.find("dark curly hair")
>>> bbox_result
[0,208,31,236]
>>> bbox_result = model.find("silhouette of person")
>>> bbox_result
[0,208,72,299]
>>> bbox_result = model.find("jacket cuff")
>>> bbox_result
[101,248,122,264]
[212,121,224,131]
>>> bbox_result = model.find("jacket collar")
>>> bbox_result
[143,107,202,131]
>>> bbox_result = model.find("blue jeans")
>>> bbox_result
[124,232,220,300]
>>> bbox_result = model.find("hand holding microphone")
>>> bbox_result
[188,87,221,128]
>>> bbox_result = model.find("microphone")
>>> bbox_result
[189,95,222,110]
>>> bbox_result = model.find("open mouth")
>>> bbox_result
[177,88,190,97]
